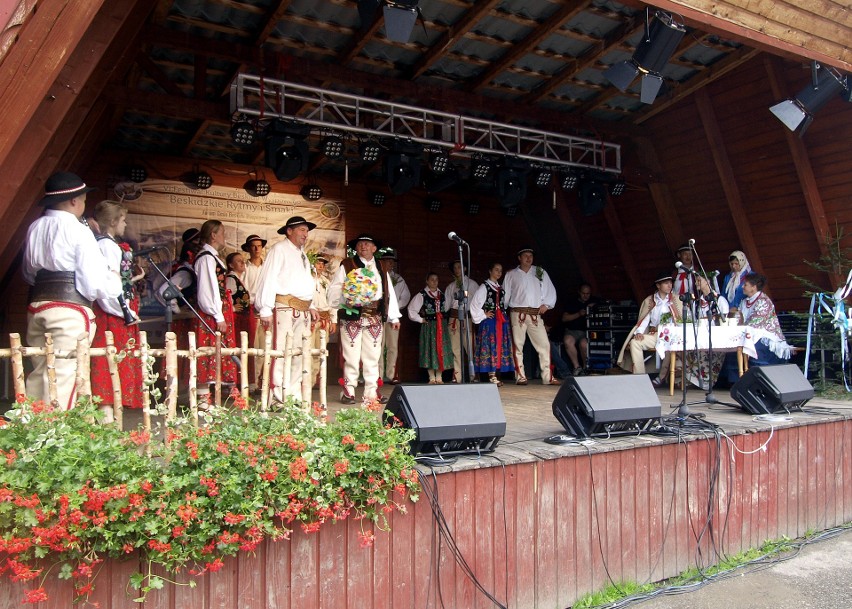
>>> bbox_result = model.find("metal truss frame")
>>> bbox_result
[230,73,621,174]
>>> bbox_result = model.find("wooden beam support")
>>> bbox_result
[693,88,763,272]
[0,0,106,169]
[603,201,646,302]
[554,191,600,294]
[632,137,685,255]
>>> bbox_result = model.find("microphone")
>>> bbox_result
[134,245,169,257]
[688,238,696,246]
[675,261,696,274]
[448,231,468,246]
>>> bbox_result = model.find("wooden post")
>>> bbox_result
[300,330,311,408]
[104,331,123,429]
[139,331,152,442]
[45,333,58,408]
[164,331,178,419]
[9,333,25,398]
[282,332,293,400]
[75,334,92,404]
[318,328,328,421]
[240,330,249,400]
[260,330,272,413]
[188,332,199,426]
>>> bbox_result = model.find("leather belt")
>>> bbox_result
[511,306,540,316]
[28,270,92,308]
[275,294,312,311]
[318,310,331,320]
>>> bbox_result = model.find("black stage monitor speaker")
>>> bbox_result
[386,384,507,457]
[730,364,814,414]
[552,375,662,438]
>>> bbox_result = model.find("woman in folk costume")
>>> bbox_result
[740,272,791,366]
[407,272,453,384]
[617,269,683,387]
[722,250,752,313]
[225,251,252,340]
[90,200,144,421]
[470,262,514,386]
[194,219,237,396]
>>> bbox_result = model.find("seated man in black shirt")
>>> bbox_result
[560,283,600,375]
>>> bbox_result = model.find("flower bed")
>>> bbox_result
[0,395,419,604]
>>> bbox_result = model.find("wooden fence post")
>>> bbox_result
[9,333,25,398]
[45,334,58,408]
[104,331,123,430]
[164,332,178,419]
[188,332,199,426]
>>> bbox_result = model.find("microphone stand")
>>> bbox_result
[453,242,476,383]
[676,291,694,418]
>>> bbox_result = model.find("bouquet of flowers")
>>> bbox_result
[342,267,379,315]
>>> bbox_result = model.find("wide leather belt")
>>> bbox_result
[28,270,92,308]
[275,294,312,311]
[511,306,540,316]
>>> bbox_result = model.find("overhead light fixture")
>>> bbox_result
[610,178,626,196]
[384,140,422,195]
[370,192,386,206]
[426,198,441,213]
[321,135,344,159]
[497,158,529,208]
[533,169,552,189]
[466,200,481,215]
[424,163,460,194]
[264,120,311,182]
[359,139,381,163]
[770,63,849,136]
[127,165,147,183]
[383,0,420,43]
[184,167,213,190]
[429,150,450,174]
[603,10,686,104]
[561,170,579,191]
[301,184,323,201]
[230,116,256,146]
[470,156,495,182]
[245,178,271,197]
[578,180,607,216]
[502,205,519,218]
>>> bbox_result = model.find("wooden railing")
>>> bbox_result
[1,329,329,433]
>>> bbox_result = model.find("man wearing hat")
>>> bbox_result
[22,171,123,409]
[444,259,479,383]
[327,234,401,404]
[254,217,319,403]
[310,254,337,386]
[673,242,695,298]
[617,269,683,384]
[378,248,411,384]
[240,234,267,389]
[502,247,559,386]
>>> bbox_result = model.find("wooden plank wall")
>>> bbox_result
[5,418,850,609]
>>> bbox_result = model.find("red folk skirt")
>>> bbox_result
[194,295,237,385]
[91,301,143,408]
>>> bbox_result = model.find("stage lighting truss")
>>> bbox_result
[301,184,323,201]
[360,139,382,163]
[230,115,256,146]
[231,74,621,174]
[603,10,686,105]
[370,192,386,206]
[321,134,345,159]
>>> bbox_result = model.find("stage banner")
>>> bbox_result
[119,180,345,317]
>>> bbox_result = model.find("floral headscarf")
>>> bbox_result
[725,250,752,301]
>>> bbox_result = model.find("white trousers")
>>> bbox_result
[448,316,474,382]
[26,301,96,410]
[379,321,400,379]
[340,315,384,401]
[272,305,311,403]
[509,311,552,383]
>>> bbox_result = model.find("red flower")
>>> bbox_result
[355,443,370,452]
[224,512,245,525]
[358,530,376,547]
[289,457,308,481]
[334,459,349,476]
[129,430,150,446]
[22,587,48,604]
[341,435,355,445]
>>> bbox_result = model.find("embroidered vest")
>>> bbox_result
[338,257,392,321]
[482,283,507,315]
[418,289,444,320]
[227,272,250,310]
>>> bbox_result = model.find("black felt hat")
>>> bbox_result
[655,269,675,284]
[39,172,96,206]
[347,233,382,251]
[240,234,268,251]
[277,216,317,234]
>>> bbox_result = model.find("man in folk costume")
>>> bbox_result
[617,269,683,385]
[378,248,411,384]
[240,233,267,390]
[502,247,560,386]
[254,217,319,404]
[444,260,479,383]
[673,243,696,301]
[22,172,123,409]
[310,255,337,387]
[327,234,401,405]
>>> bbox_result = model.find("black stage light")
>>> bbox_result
[184,168,213,190]
[301,184,323,201]
[429,150,450,174]
[578,180,607,216]
[370,192,386,206]
[264,120,311,182]
[497,158,529,208]
[360,139,381,163]
[603,10,686,104]
[321,135,344,159]
[534,169,552,189]
[384,140,423,195]
[245,179,271,197]
[470,156,495,182]
[561,169,579,191]
[770,64,849,136]
[231,117,256,146]
[426,198,441,213]
[610,178,626,196]
[466,200,481,215]
[128,165,147,183]
[384,0,419,43]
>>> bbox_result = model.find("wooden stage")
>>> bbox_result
[6,377,852,609]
